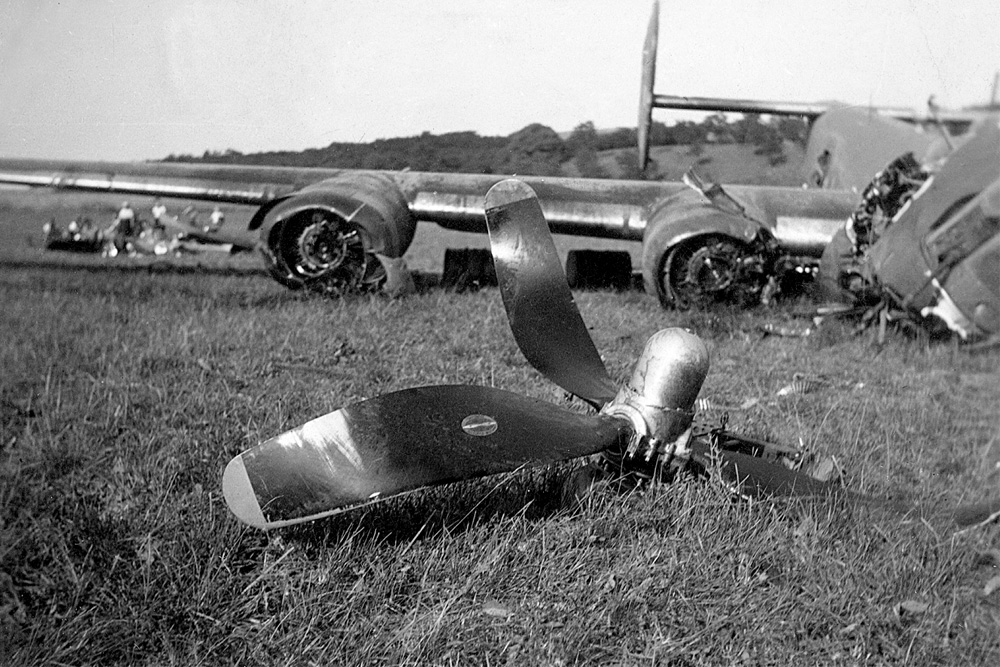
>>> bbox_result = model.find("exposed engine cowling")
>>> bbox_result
[253,172,417,295]
[641,190,775,309]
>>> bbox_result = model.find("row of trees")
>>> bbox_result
[163,114,808,178]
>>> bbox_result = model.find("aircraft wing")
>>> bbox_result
[0,158,683,237]
[0,158,323,206]
[0,157,858,304]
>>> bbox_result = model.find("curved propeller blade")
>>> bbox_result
[689,440,837,499]
[223,384,629,529]
[484,179,618,407]
[689,440,1000,533]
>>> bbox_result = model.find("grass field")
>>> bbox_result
[1,166,999,665]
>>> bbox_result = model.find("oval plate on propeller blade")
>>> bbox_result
[484,179,619,407]
[223,384,628,529]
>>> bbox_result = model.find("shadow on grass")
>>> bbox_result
[282,461,607,549]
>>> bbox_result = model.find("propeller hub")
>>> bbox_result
[601,328,709,465]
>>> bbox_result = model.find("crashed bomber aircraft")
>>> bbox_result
[0,155,856,306]
[642,99,1000,341]
[0,2,997,341]
[2,110,994,343]
[0,2,856,311]
[635,0,999,341]
[220,178,1000,531]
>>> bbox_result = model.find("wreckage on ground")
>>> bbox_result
[0,154,855,309]
[0,1,996,344]
[41,218,104,253]
[0,3,857,309]
[40,207,256,257]
[646,102,999,343]
[221,179,1000,531]
[818,117,999,342]
[636,0,999,343]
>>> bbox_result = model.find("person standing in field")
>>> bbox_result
[207,205,225,232]
[110,201,136,254]
[151,199,167,230]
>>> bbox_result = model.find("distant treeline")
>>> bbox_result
[162,114,808,178]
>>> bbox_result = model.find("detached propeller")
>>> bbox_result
[223,179,998,532]
[484,180,837,498]
[222,180,840,530]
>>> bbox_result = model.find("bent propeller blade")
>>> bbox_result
[223,384,628,529]
[484,179,618,407]
[689,441,1000,533]
[690,442,838,499]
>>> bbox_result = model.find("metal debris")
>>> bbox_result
[776,374,827,397]
[759,322,813,338]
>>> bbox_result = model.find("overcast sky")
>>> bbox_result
[1,0,996,161]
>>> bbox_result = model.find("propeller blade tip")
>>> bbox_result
[222,455,267,529]
[485,179,537,210]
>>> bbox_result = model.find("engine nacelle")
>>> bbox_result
[640,190,771,309]
[255,172,417,294]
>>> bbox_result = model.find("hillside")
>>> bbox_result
[165,115,809,186]
[572,142,806,186]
